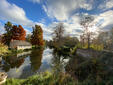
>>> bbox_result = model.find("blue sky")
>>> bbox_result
[0,0,113,40]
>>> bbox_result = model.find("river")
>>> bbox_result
[0,48,69,79]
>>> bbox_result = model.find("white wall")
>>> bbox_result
[17,46,32,50]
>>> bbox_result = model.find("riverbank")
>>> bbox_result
[4,71,76,85]
[4,70,113,85]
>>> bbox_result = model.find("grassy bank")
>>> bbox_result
[4,70,113,85]
[4,71,76,85]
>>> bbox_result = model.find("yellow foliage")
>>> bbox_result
[90,44,104,51]
[0,43,9,55]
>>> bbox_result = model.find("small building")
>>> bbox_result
[9,40,32,50]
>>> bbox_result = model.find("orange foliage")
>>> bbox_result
[12,25,26,40]
[31,25,44,46]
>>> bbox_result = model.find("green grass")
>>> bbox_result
[4,71,76,85]
[4,78,24,85]
[4,71,113,85]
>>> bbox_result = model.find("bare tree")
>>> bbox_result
[53,23,65,42]
[80,15,95,49]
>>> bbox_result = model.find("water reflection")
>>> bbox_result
[0,48,70,79]
[51,48,70,74]
[0,49,45,78]
[30,49,43,72]
[2,55,25,72]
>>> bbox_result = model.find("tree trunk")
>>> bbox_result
[88,34,90,49]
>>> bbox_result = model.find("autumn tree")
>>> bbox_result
[80,15,95,49]
[3,21,13,45]
[31,25,44,47]
[11,25,26,40]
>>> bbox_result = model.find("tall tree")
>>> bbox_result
[11,25,26,40]
[80,15,95,49]
[3,21,13,45]
[53,23,65,42]
[31,25,44,47]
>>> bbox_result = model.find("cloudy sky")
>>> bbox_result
[0,0,113,40]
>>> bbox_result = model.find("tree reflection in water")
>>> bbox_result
[1,49,44,73]
[2,55,25,72]
[30,48,44,72]
[51,48,69,74]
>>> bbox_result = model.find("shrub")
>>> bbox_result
[0,43,9,55]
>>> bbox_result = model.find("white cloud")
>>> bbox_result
[46,9,113,39]
[98,0,113,10]
[29,0,113,40]
[42,0,94,21]
[0,0,34,27]
[28,0,113,40]
[0,0,51,40]
[95,10,113,31]
[106,0,113,9]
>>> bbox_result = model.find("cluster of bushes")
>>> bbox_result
[80,44,104,51]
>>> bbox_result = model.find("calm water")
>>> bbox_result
[0,48,69,79]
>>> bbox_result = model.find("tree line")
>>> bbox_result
[47,15,113,51]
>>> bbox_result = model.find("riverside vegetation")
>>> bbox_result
[1,16,113,85]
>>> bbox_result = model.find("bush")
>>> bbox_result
[90,44,103,51]
[0,43,9,55]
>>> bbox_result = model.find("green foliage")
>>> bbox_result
[11,49,24,53]
[4,79,24,85]
[4,21,13,32]
[4,71,76,85]
[70,46,77,55]
[3,21,13,45]
[70,43,84,55]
